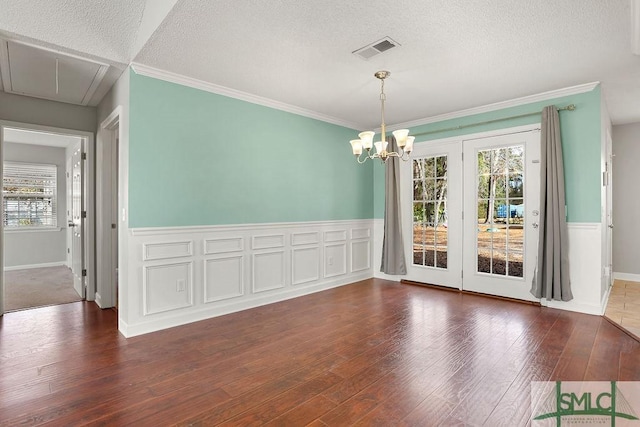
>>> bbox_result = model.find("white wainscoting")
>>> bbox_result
[543,223,605,315]
[373,218,606,315]
[122,219,373,337]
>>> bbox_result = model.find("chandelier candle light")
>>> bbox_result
[350,71,415,163]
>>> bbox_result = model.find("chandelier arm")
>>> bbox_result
[356,154,369,164]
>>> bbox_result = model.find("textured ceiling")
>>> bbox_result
[0,0,639,126]
[0,0,146,64]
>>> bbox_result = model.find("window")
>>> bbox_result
[3,162,57,229]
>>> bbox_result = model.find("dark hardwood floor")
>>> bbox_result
[0,279,638,426]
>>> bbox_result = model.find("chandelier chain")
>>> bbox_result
[380,78,386,144]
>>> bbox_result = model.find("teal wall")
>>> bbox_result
[129,71,373,227]
[374,87,602,222]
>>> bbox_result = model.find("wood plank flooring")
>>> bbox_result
[0,278,638,426]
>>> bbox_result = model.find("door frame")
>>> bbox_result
[0,119,95,315]
[402,124,541,300]
[604,129,613,288]
[96,107,123,309]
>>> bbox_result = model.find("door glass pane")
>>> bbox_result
[413,159,424,179]
[413,155,448,269]
[414,181,425,200]
[508,251,524,278]
[476,145,525,278]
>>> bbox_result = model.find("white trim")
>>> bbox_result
[97,106,123,309]
[4,261,67,271]
[600,281,613,315]
[129,63,599,135]
[386,82,600,132]
[632,0,640,55]
[613,272,640,282]
[130,219,368,236]
[4,227,63,234]
[566,222,600,230]
[542,299,603,316]
[100,106,123,130]
[130,63,361,130]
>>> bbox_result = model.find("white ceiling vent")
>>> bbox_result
[352,37,400,60]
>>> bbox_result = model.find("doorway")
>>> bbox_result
[96,107,122,310]
[403,125,541,302]
[0,121,95,315]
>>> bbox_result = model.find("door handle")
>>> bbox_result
[608,224,614,229]
[68,222,75,228]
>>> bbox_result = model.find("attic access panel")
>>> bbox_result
[0,40,108,106]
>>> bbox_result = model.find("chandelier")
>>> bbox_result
[349,71,415,163]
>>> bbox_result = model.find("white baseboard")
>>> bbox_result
[95,292,103,308]
[613,272,640,282]
[599,282,613,315]
[542,299,603,316]
[3,261,67,272]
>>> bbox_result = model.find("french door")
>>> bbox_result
[462,130,540,301]
[403,140,462,288]
[403,126,541,302]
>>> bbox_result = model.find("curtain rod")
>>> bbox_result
[411,104,576,138]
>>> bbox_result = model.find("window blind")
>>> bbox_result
[3,161,58,228]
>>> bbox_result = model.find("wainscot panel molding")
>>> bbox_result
[122,220,374,337]
[252,250,286,293]
[204,255,244,303]
[252,234,285,250]
[143,261,194,315]
[204,237,243,255]
[143,240,193,261]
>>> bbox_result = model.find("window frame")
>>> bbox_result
[2,161,59,231]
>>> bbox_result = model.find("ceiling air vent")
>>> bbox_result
[352,37,400,60]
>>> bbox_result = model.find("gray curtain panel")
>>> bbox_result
[531,105,573,301]
[381,136,407,275]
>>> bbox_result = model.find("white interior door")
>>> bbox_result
[70,141,84,298]
[462,130,541,301]
[66,161,73,268]
[605,130,613,288]
[403,140,462,288]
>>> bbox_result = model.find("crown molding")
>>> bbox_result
[383,81,600,132]
[130,63,361,130]
[632,0,640,55]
